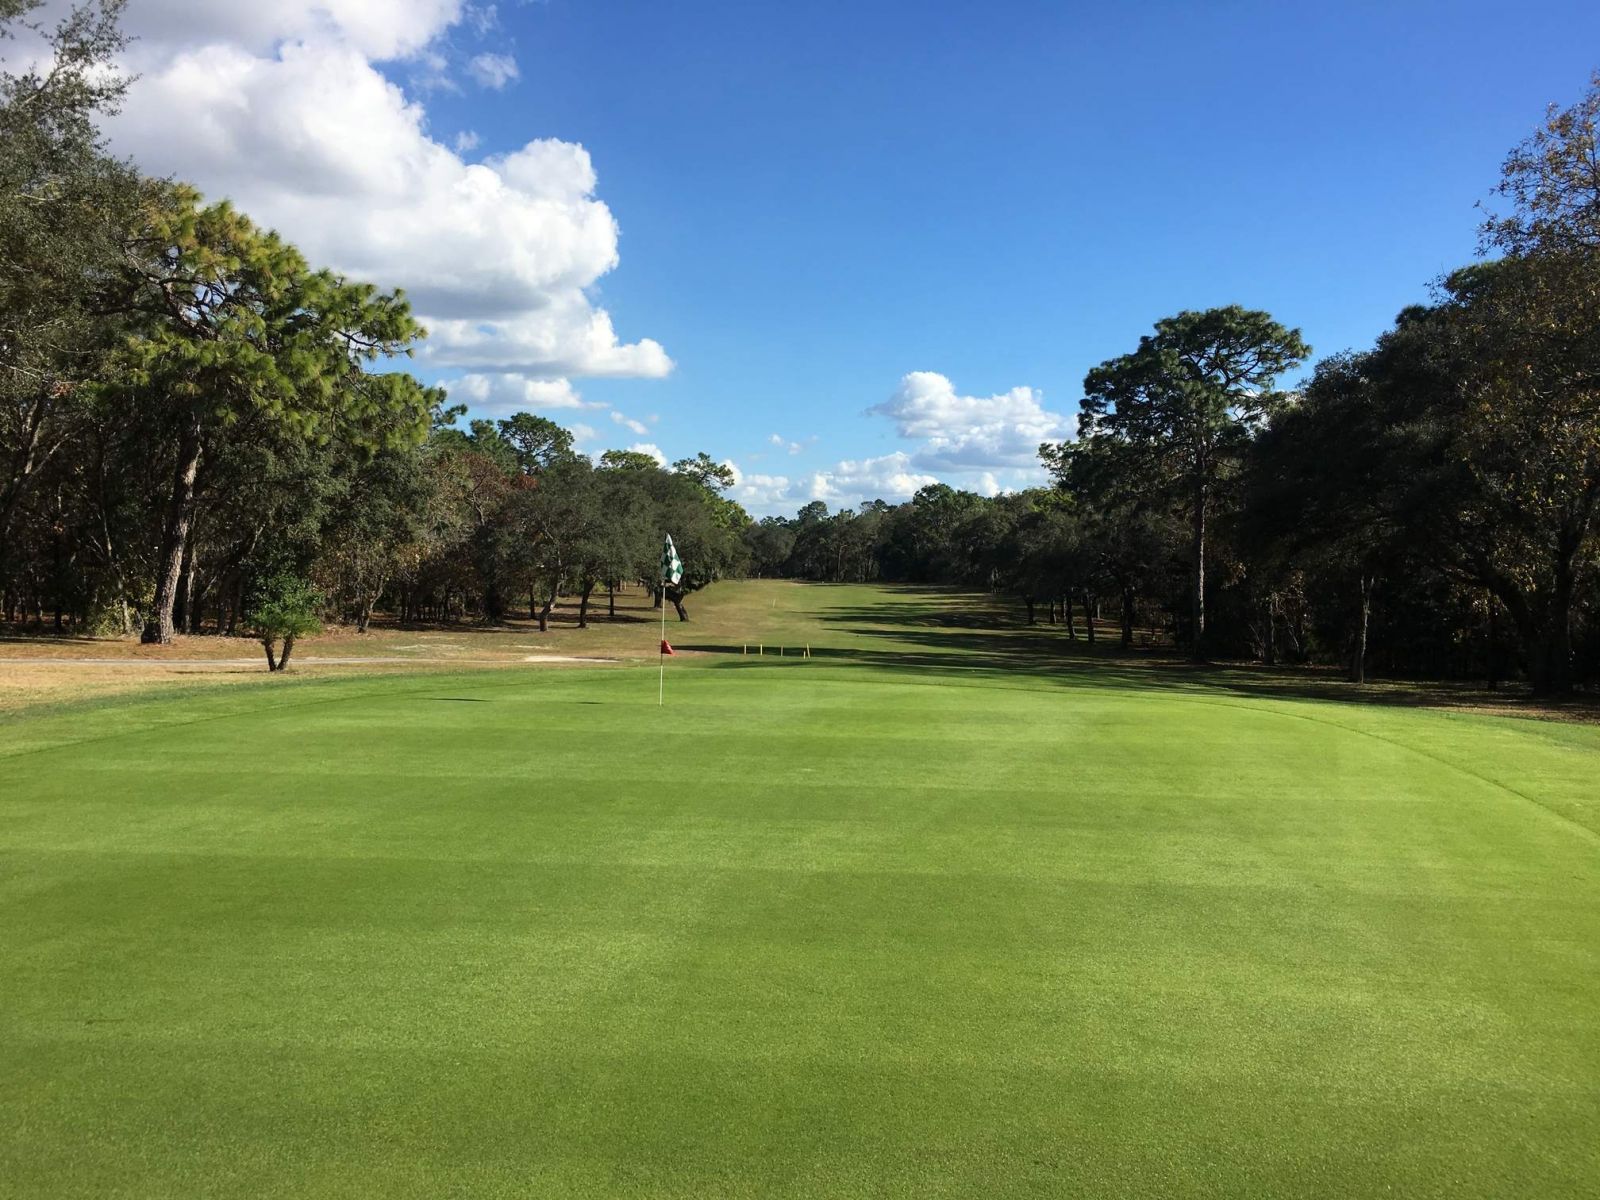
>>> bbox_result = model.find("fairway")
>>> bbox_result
[3,583,1598,1198]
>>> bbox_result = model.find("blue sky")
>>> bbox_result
[93,0,1600,512]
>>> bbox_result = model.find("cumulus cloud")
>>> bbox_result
[114,0,464,59]
[805,452,941,503]
[628,443,668,466]
[610,411,650,436]
[467,51,518,89]
[728,471,794,512]
[720,450,941,516]
[452,129,480,153]
[445,373,592,413]
[732,373,1061,514]
[871,372,1069,472]
[100,1,669,389]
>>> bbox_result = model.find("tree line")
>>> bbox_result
[747,75,1600,696]
[1,0,748,658]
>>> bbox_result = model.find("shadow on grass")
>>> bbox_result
[0,631,106,645]
[677,588,1600,723]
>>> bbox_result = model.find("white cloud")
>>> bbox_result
[628,443,668,466]
[871,371,1068,472]
[101,1,669,388]
[718,459,794,512]
[115,0,465,60]
[720,451,939,515]
[730,473,793,512]
[446,373,591,412]
[452,129,480,153]
[465,4,499,36]
[806,452,941,503]
[467,51,518,90]
[609,410,649,436]
[730,373,1061,515]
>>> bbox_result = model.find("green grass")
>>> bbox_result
[3,582,1598,1197]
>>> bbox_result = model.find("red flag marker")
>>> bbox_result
[660,639,676,656]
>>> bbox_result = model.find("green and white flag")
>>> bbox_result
[661,534,683,586]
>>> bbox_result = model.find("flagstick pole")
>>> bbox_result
[659,578,666,706]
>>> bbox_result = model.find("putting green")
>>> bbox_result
[3,584,1598,1197]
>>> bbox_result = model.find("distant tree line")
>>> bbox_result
[0,0,748,649]
[746,75,1600,696]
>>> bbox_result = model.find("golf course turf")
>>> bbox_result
[3,583,1597,1197]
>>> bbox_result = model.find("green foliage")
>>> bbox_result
[672,451,736,491]
[497,412,576,475]
[0,0,139,542]
[1482,69,1600,256]
[246,572,322,640]
[1080,306,1310,447]
[116,188,435,450]
[598,448,663,472]
[1077,305,1310,656]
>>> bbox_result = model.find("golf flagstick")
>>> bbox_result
[659,533,682,706]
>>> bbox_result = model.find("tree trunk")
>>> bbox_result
[578,580,595,629]
[278,633,296,671]
[1083,591,1096,643]
[1263,594,1277,666]
[174,540,195,633]
[261,637,278,671]
[142,419,203,644]
[1191,473,1207,661]
[1121,587,1135,648]
[608,582,616,619]
[1349,574,1374,684]
[1485,556,1574,697]
[0,392,49,550]
[1485,591,1499,691]
[1063,592,1075,640]
[1529,577,1574,697]
[667,587,689,621]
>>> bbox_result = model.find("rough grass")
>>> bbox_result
[2,582,1598,1197]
